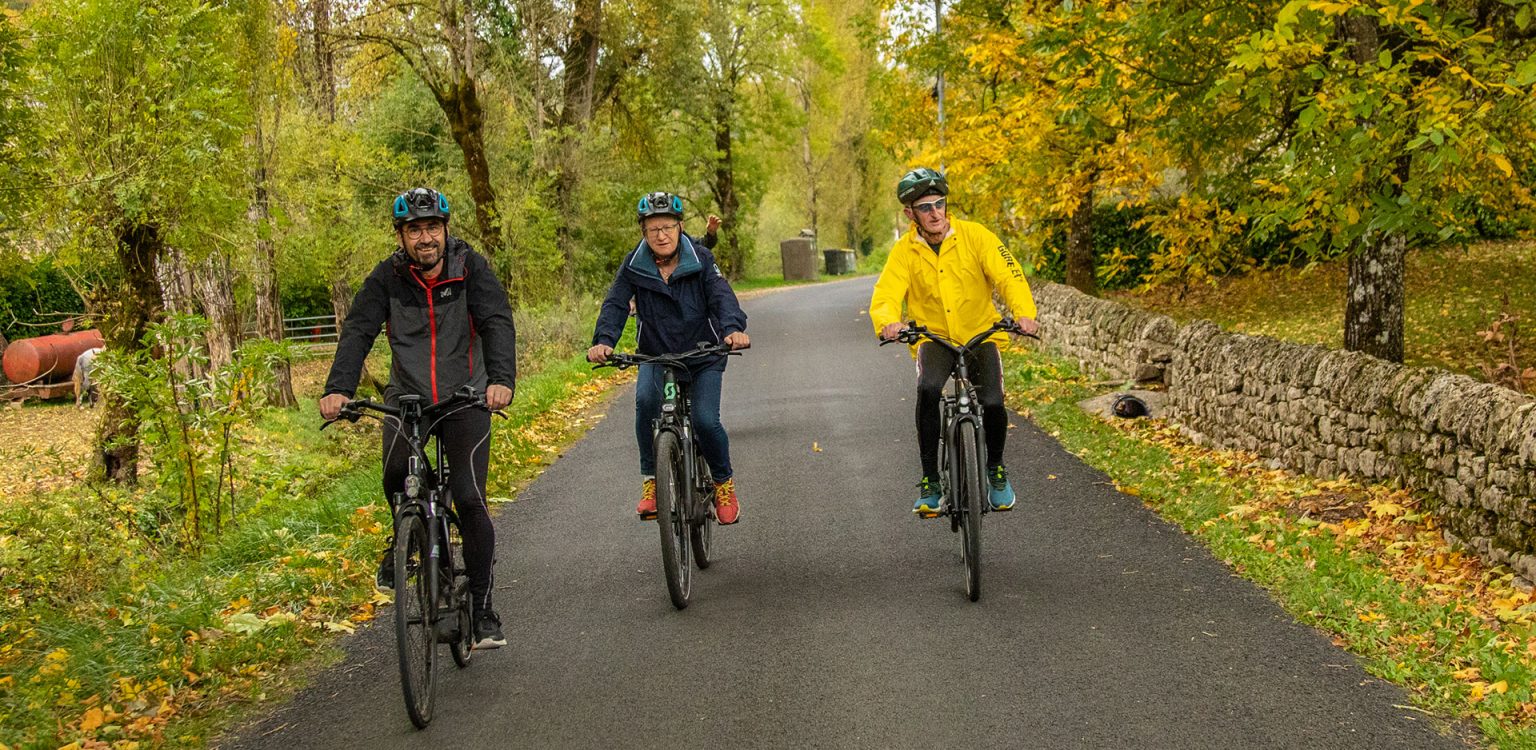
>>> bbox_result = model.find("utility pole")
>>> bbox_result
[934,0,945,170]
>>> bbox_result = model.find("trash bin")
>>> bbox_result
[823,249,857,275]
[780,237,817,281]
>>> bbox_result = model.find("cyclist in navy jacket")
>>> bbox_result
[588,191,750,524]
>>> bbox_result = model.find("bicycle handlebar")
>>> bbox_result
[320,385,499,430]
[593,341,745,372]
[879,319,1040,354]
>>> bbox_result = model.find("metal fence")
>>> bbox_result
[284,314,339,349]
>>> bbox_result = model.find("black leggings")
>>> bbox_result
[383,406,496,613]
[916,341,1007,478]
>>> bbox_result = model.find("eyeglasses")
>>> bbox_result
[644,222,681,237]
[911,198,947,215]
[403,222,445,240]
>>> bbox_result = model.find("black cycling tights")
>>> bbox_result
[916,341,1007,479]
[383,406,495,614]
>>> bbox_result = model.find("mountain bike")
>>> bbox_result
[322,386,492,728]
[883,320,1035,602]
[597,342,743,609]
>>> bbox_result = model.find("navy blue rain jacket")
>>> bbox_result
[591,236,747,374]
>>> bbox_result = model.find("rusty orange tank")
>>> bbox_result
[2,330,106,385]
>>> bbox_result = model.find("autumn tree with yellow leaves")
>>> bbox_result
[884,0,1536,363]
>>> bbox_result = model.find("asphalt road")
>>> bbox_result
[223,276,1468,749]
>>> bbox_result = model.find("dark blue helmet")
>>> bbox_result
[392,187,451,228]
[637,191,684,223]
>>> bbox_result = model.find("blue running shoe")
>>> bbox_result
[988,465,1016,511]
[914,476,942,517]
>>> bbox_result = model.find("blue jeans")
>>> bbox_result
[636,364,732,483]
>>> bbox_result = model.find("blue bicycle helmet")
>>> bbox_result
[637,191,684,223]
[895,167,948,206]
[392,187,451,228]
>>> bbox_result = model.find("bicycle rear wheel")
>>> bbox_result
[655,430,692,609]
[393,513,437,727]
[690,448,714,569]
[956,422,984,602]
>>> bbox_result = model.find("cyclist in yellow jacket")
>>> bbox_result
[870,167,1039,516]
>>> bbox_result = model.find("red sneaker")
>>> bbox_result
[637,478,657,520]
[713,478,740,525]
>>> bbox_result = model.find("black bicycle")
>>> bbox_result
[597,342,743,609]
[322,386,492,728]
[883,320,1035,602]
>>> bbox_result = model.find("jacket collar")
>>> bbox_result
[627,234,703,282]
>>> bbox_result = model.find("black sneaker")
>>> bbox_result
[473,609,507,650]
[375,547,395,592]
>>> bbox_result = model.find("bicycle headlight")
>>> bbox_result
[405,474,421,498]
[661,403,676,414]
[958,395,971,407]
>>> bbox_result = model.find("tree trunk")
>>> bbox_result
[438,80,507,293]
[251,163,297,406]
[313,0,335,123]
[1338,11,1407,363]
[711,97,743,279]
[194,251,240,372]
[1065,185,1097,295]
[330,277,384,395]
[554,0,602,290]
[1343,232,1407,362]
[99,222,168,484]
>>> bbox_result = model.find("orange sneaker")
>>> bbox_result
[637,478,657,520]
[713,478,740,525]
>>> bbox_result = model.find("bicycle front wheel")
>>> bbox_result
[655,430,692,609]
[393,513,437,727]
[956,422,984,602]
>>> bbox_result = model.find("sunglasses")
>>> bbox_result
[911,198,947,215]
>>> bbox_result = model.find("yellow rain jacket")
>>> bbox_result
[869,218,1037,354]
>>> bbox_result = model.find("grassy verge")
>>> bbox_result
[0,352,628,749]
[1000,344,1536,748]
[1111,239,1536,388]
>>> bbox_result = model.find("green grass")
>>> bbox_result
[0,352,626,749]
[1112,239,1536,386]
[1001,345,1536,748]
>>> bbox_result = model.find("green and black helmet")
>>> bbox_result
[636,191,685,223]
[895,167,948,205]
[392,187,451,228]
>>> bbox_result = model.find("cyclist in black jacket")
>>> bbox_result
[320,187,516,650]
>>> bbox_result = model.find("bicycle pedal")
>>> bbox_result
[914,509,941,519]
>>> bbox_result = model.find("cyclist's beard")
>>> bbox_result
[408,240,442,270]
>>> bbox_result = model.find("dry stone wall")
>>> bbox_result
[1031,281,1536,583]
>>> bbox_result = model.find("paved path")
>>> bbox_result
[224,277,1467,749]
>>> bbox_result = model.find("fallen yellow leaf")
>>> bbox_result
[79,706,104,732]
[812,442,822,452]
[1492,680,1509,694]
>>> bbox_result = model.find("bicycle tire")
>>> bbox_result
[393,513,437,727]
[690,449,713,569]
[957,421,984,602]
[654,430,692,609]
[442,514,472,669]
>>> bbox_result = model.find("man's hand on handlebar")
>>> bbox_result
[319,393,349,421]
[724,331,750,350]
[1011,317,1040,337]
[879,322,905,342]
[587,343,614,364]
[486,383,513,411]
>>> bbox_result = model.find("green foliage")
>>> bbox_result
[94,314,293,547]
[0,13,30,230]
[27,0,251,256]
[0,253,85,342]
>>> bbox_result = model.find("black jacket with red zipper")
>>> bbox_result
[324,236,516,404]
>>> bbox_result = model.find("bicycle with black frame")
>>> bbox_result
[882,319,1036,602]
[321,385,497,728]
[595,342,743,610]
